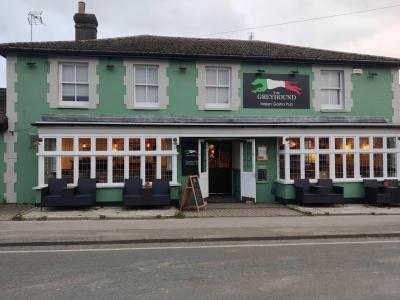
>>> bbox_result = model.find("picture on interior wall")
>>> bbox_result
[243,73,310,109]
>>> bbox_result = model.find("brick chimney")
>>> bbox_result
[73,2,98,40]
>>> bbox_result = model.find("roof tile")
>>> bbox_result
[1,35,399,65]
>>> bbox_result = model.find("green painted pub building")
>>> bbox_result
[0,5,400,206]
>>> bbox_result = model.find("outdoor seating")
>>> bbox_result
[72,178,97,206]
[123,178,144,206]
[41,178,96,208]
[123,178,171,207]
[151,179,171,206]
[363,179,400,206]
[294,178,344,206]
[384,179,399,187]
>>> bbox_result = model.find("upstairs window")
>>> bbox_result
[320,70,344,110]
[205,67,231,107]
[60,63,89,103]
[134,65,159,106]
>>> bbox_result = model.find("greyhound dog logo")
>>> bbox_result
[251,78,302,95]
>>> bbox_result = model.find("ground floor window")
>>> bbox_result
[39,135,178,186]
[61,156,74,183]
[44,157,56,184]
[96,156,108,183]
[278,135,399,182]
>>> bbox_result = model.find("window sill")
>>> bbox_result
[274,178,397,185]
[132,104,162,110]
[34,182,181,189]
[97,182,180,188]
[204,104,232,111]
[33,183,77,190]
[58,102,90,109]
[320,107,346,113]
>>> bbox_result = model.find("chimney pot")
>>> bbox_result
[78,1,86,13]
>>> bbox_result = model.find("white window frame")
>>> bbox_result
[320,70,344,110]
[38,135,179,187]
[312,65,353,112]
[277,135,400,184]
[47,58,99,109]
[59,63,89,107]
[123,60,169,110]
[204,66,231,109]
[134,65,160,108]
[196,62,241,111]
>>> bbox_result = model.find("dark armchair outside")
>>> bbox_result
[73,178,96,206]
[41,178,96,208]
[41,178,74,208]
[123,178,171,207]
[363,179,400,206]
[294,178,344,206]
[123,178,143,206]
[151,179,170,206]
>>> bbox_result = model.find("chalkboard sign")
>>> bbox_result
[180,175,206,212]
[182,142,199,176]
[191,176,203,205]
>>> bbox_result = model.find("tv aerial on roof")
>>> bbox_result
[27,11,45,42]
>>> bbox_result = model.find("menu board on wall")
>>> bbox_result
[181,141,199,176]
[243,73,310,109]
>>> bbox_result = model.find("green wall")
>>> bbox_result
[10,55,396,203]
[255,137,277,203]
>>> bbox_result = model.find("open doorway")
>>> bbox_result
[207,141,242,203]
[208,142,232,195]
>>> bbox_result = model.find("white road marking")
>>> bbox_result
[1,240,400,254]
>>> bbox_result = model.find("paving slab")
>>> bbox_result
[22,206,178,220]
[185,203,301,217]
[288,204,400,216]
[0,204,33,221]
[20,202,300,220]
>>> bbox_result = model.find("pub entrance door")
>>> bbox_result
[208,142,232,195]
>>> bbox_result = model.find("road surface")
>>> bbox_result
[1,239,400,299]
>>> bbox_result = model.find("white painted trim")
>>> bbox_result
[37,126,400,137]
[196,62,240,111]
[123,59,169,110]
[312,65,353,112]
[47,57,99,109]
[4,55,18,203]
[392,68,400,123]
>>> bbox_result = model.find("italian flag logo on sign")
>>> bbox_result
[251,78,302,95]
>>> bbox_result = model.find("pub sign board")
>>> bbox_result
[243,73,310,109]
[181,141,199,176]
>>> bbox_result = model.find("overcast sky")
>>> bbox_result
[1,0,400,87]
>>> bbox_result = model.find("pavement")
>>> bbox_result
[3,203,400,221]
[185,202,301,217]
[1,215,400,246]
[288,203,400,216]
[22,206,178,220]
[0,204,33,221]
[1,203,300,221]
